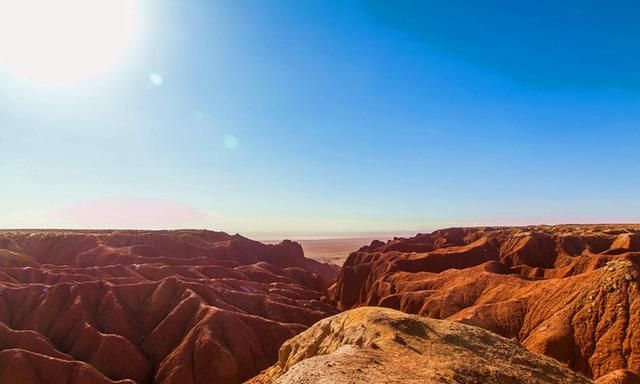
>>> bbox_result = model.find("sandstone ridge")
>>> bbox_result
[249,306,594,384]
[0,230,338,384]
[332,225,640,380]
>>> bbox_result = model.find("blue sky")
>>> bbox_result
[1,0,639,237]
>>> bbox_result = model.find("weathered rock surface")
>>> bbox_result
[248,306,593,384]
[332,225,640,381]
[595,369,640,384]
[0,230,339,384]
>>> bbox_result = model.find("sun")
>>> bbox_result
[0,0,137,85]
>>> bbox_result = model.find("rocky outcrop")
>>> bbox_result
[4,225,640,383]
[0,348,136,384]
[0,230,339,384]
[595,370,640,384]
[332,225,640,381]
[248,306,592,384]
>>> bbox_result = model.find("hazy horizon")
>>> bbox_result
[2,221,640,242]
[2,0,639,236]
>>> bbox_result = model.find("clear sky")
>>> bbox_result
[1,0,639,238]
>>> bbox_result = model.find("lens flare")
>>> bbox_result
[150,73,163,86]
[224,134,239,150]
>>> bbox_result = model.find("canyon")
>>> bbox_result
[1,226,639,383]
[0,230,337,383]
[332,225,640,382]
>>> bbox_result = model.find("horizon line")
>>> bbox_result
[2,221,639,241]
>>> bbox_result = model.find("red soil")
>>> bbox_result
[332,225,640,381]
[0,230,338,384]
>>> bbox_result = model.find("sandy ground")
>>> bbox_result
[263,236,400,266]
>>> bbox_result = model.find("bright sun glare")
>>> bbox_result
[0,0,137,85]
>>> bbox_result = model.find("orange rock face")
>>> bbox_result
[595,369,640,384]
[0,230,338,384]
[249,307,594,384]
[332,225,640,380]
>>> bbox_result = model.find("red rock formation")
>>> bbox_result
[249,307,593,384]
[332,225,640,381]
[596,369,640,384]
[0,230,338,384]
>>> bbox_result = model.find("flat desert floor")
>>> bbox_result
[264,235,410,265]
